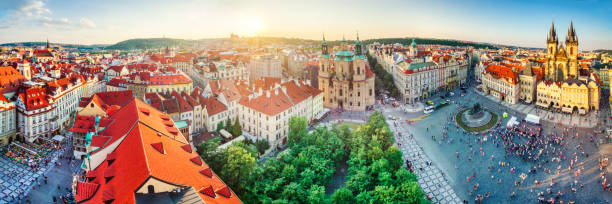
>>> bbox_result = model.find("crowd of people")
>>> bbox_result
[1,136,76,204]
[387,90,611,203]
[1,140,61,169]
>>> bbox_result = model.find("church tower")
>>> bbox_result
[546,22,559,80]
[354,32,363,56]
[409,38,418,57]
[17,61,32,81]
[565,21,579,77]
[353,32,366,81]
[318,34,331,79]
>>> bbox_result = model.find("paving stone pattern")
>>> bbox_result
[391,119,463,204]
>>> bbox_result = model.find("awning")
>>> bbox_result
[525,114,540,125]
[507,116,519,127]
[219,129,233,139]
[315,108,330,120]
[52,135,65,142]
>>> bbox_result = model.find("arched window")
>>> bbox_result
[148,185,155,194]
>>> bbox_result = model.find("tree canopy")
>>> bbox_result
[234,113,428,203]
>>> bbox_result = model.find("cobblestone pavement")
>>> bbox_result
[391,120,462,204]
[376,87,612,203]
[0,145,63,204]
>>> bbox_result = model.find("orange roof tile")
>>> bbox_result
[484,64,518,85]
[76,99,241,203]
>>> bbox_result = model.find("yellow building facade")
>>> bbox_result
[536,22,600,114]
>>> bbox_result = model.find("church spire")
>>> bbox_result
[322,33,326,44]
[567,20,577,43]
[46,38,50,49]
[548,22,557,42]
[321,33,329,56]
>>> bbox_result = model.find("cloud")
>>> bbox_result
[17,0,51,17]
[0,0,95,30]
[79,18,96,28]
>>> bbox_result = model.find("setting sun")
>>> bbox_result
[238,15,264,36]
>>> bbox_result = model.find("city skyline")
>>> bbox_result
[1,0,611,50]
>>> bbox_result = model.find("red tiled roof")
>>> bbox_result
[252,77,281,91]
[34,49,53,58]
[365,64,374,77]
[79,90,133,110]
[107,78,127,88]
[216,185,232,198]
[181,144,192,153]
[209,80,241,102]
[201,96,227,116]
[0,66,25,94]
[76,99,241,203]
[74,181,99,203]
[281,81,311,104]
[69,115,96,133]
[162,98,180,114]
[172,91,193,112]
[484,64,518,85]
[239,88,292,116]
[108,65,126,73]
[19,87,50,111]
[200,168,213,178]
[148,75,192,85]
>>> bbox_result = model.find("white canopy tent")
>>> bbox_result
[525,114,540,125]
[507,116,519,127]
[52,135,65,142]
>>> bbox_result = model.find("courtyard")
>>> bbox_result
[380,88,612,203]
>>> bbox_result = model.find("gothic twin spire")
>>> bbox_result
[548,21,578,43]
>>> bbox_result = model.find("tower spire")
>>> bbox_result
[46,37,49,49]
[548,21,557,42]
[568,20,577,42]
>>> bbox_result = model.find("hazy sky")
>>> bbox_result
[1,0,611,50]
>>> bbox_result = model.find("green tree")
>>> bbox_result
[281,164,297,181]
[225,117,232,131]
[384,146,403,171]
[255,139,270,155]
[372,185,397,203]
[307,185,326,204]
[288,116,308,146]
[216,121,224,132]
[355,191,374,204]
[331,187,355,204]
[221,144,256,195]
[196,137,226,171]
[281,182,304,202]
[232,116,243,137]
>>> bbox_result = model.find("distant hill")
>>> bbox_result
[0,42,107,50]
[1,37,524,51]
[594,49,612,55]
[104,38,196,50]
[363,38,498,49]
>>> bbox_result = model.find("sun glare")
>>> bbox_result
[239,16,264,36]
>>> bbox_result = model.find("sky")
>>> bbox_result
[0,0,610,50]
